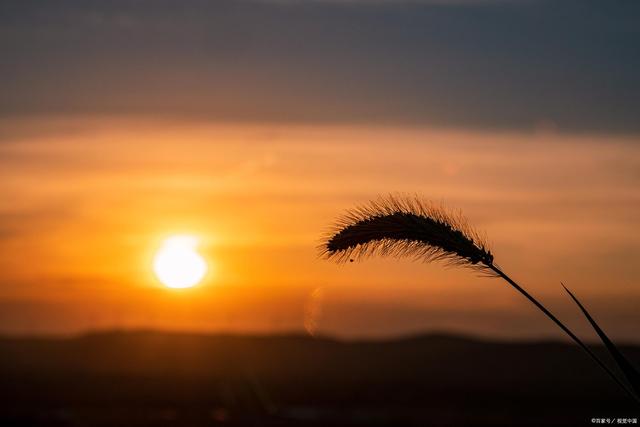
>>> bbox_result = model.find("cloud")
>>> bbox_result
[1,0,639,131]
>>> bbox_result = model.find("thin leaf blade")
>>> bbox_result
[562,283,640,399]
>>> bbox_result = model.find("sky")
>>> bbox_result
[1,0,639,341]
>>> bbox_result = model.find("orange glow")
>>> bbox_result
[0,117,639,340]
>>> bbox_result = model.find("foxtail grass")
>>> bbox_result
[320,194,639,403]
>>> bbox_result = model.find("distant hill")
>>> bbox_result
[0,331,638,426]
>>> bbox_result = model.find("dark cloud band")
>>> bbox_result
[1,0,639,133]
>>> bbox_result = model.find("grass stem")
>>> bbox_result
[490,265,639,403]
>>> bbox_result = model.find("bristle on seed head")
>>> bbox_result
[320,195,495,274]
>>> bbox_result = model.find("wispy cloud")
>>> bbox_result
[0,118,638,337]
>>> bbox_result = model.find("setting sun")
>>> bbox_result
[153,236,208,289]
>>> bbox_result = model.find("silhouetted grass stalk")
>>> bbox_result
[321,195,639,402]
[561,283,640,399]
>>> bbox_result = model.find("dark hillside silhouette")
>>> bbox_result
[0,331,638,426]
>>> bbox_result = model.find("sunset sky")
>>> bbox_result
[1,0,639,341]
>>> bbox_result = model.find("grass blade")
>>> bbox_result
[562,283,640,400]
[491,267,638,403]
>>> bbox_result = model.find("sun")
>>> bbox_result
[153,235,208,289]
